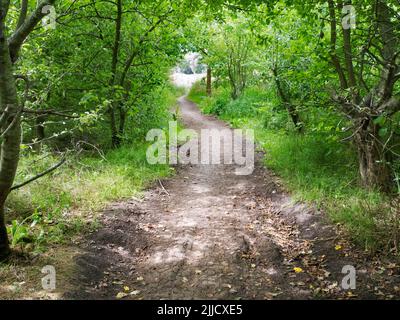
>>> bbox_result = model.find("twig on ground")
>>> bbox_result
[76,140,107,162]
[158,179,170,196]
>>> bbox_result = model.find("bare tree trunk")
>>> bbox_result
[227,35,249,101]
[230,84,238,100]
[272,67,303,132]
[109,0,122,148]
[34,114,46,152]
[354,119,391,191]
[110,102,121,148]
[353,1,397,191]
[0,204,9,260]
[36,117,45,141]
[0,38,21,259]
[206,67,212,97]
[0,0,57,258]
[327,0,398,191]
[328,0,348,89]
[118,105,126,144]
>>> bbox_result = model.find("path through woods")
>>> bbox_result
[66,96,398,300]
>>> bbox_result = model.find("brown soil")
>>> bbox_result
[65,96,400,300]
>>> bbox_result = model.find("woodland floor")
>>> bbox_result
[65,96,400,300]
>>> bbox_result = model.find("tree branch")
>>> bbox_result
[10,155,66,191]
[120,9,173,86]
[8,0,56,62]
[16,0,28,30]
[328,0,348,89]
[22,108,79,119]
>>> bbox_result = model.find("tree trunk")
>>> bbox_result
[0,39,21,259]
[109,0,122,148]
[354,118,391,191]
[35,114,46,152]
[287,106,303,133]
[0,0,58,258]
[0,203,9,260]
[231,87,238,100]
[110,103,120,148]
[118,107,126,142]
[206,67,212,97]
[272,67,303,132]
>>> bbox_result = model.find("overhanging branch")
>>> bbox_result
[22,108,79,119]
[8,0,57,62]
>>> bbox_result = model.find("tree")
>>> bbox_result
[325,0,400,190]
[249,0,400,190]
[77,0,192,147]
[202,16,256,100]
[0,0,56,259]
[225,25,251,100]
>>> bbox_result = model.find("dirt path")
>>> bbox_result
[66,96,400,300]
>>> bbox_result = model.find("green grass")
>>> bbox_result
[6,144,172,252]
[189,81,396,254]
[187,81,209,105]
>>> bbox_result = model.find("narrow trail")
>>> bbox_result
[66,96,397,300]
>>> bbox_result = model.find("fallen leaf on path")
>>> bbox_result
[328,282,338,290]
[324,271,331,278]
[264,292,281,299]
[116,292,128,299]
[130,290,141,296]
[346,291,357,298]
[294,267,303,273]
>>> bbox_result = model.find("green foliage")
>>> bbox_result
[187,81,209,105]
[261,132,358,200]
[183,2,400,253]
[6,80,183,253]
[6,143,173,252]
[15,0,193,150]
[124,84,182,142]
[1,0,193,257]
[7,219,31,247]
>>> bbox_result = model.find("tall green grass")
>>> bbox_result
[6,144,172,251]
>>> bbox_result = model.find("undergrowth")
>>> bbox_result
[4,85,184,254]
